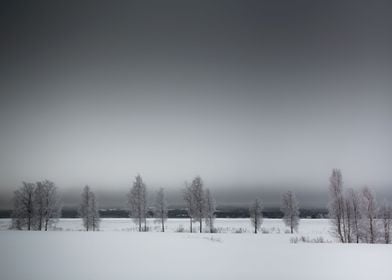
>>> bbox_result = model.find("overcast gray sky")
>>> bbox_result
[0,1,391,208]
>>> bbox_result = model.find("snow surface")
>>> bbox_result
[0,219,391,280]
[0,218,332,235]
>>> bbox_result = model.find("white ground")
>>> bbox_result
[0,218,332,235]
[0,219,391,280]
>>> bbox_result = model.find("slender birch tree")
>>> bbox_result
[79,185,100,231]
[43,180,61,231]
[347,188,361,243]
[281,191,300,233]
[328,168,346,242]
[34,182,46,230]
[11,182,36,231]
[205,188,216,233]
[90,192,100,231]
[35,180,61,231]
[190,176,206,233]
[361,187,378,243]
[379,202,392,244]
[250,198,263,234]
[128,174,147,232]
[183,182,195,233]
[155,187,168,232]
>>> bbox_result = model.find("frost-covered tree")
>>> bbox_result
[43,181,61,231]
[79,185,100,231]
[281,191,300,233]
[183,182,196,233]
[249,198,263,234]
[190,176,206,233]
[90,192,100,231]
[10,191,26,230]
[80,185,92,231]
[347,188,361,243]
[205,188,216,233]
[34,182,46,230]
[360,187,378,243]
[379,202,392,244]
[10,196,24,230]
[155,187,167,232]
[34,180,61,231]
[328,168,346,242]
[127,174,147,232]
[11,182,36,230]
[343,196,353,243]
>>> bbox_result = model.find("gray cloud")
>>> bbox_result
[0,1,391,208]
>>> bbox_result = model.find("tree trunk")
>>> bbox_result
[354,214,359,243]
[369,218,374,243]
[254,217,257,234]
[190,218,192,233]
[200,217,202,233]
[161,218,164,232]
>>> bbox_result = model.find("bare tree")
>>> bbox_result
[34,182,46,230]
[127,174,147,232]
[42,180,61,231]
[11,182,36,231]
[79,185,100,231]
[379,201,391,244]
[328,168,346,242]
[80,185,91,231]
[347,188,361,243]
[183,182,195,233]
[190,176,206,233]
[90,192,100,231]
[10,191,25,230]
[34,180,61,231]
[281,191,300,233]
[343,196,353,243]
[205,188,216,233]
[155,187,167,232]
[361,187,378,243]
[249,198,263,234]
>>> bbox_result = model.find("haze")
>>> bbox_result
[0,1,391,208]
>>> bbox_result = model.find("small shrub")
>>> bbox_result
[290,235,330,244]
[176,225,185,233]
[261,228,270,234]
[234,228,246,233]
[204,236,222,243]
[290,236,299,244]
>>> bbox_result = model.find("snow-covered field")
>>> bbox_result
[0,218,331,236]
[0,219,391,280]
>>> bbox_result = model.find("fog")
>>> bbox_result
[0,1,391,208]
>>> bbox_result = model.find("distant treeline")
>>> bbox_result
[0,207,328,219]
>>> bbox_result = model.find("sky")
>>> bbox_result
[0,1,391,208]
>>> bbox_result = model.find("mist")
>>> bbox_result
[0,1,391,209]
